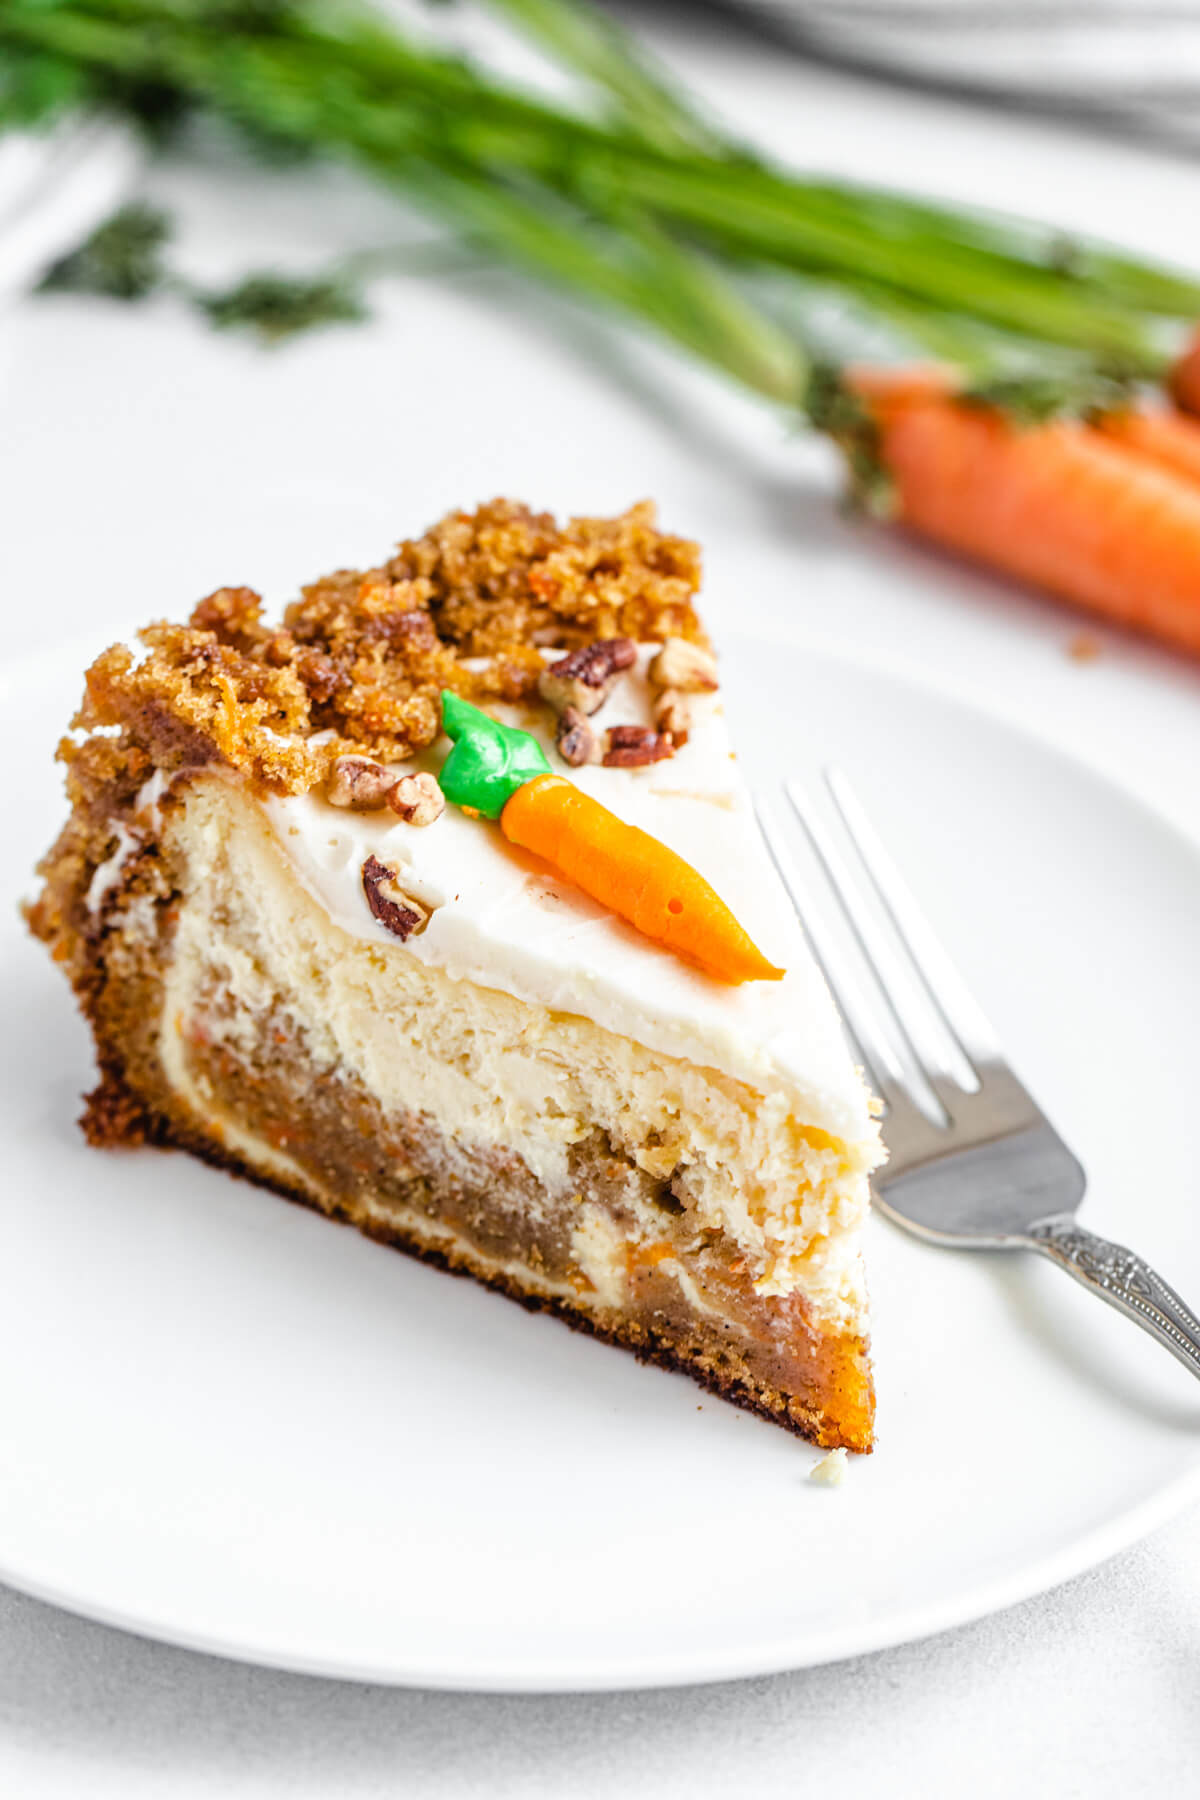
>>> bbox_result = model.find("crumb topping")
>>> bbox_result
[66,500,703,800]
[27,499,704,985]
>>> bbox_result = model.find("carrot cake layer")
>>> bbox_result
[28,500,882,1450]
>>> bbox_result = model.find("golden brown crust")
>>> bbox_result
[79,1029,872,1453]
[226,1156,873,1452]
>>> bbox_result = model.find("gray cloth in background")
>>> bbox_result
[738,2,1200,147]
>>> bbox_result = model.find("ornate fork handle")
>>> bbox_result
[1028,1216,1200,1382]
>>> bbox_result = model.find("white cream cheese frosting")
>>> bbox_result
[261,651,872,1144]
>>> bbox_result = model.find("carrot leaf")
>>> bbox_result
[439,692,551,819]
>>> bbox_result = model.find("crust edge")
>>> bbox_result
[81,1036,873,1454]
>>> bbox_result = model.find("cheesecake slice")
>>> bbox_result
[28,500,883,1450]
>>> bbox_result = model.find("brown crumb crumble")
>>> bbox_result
[25,500,704,988]
[69,499,703,800]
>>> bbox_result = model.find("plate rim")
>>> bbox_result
[0,1457,1198,1691]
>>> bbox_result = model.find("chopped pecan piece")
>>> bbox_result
[555,705,601,768]
[653,688,693,748]
[602,724,674,767]
[361,854,428,940]
[385,771,445,827]
[648,637,718,693]
[327,756,397,810]
[538,636,637,717]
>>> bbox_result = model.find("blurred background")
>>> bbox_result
[2,0,1199,802]
[714,0,1200,149]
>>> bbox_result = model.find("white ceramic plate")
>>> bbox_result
[2,629,1198,1691]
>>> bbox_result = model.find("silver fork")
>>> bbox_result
[757,768,1200,1382]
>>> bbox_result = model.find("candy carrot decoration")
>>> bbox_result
[502,775,784,984]
[438,692,783,985]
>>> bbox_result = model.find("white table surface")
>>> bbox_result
[2,6,1198,1791]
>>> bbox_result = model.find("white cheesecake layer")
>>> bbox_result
[264,652,874,1147]
[147,776,875,1319]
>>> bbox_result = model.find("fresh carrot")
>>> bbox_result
[1169,327,1200,417]
[851,364,1200,579]
[848,363,1200,492]
[846,363,958,410]
[500,773,784,985]
[1097,407,1200,488]
[870,394,1200,656]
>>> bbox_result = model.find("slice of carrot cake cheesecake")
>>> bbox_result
[28,500,883,1450]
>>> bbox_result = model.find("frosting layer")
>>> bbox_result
[263,653,872,1144]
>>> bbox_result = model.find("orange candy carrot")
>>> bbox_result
[871,393,1200,657]
[438,693,784,985]
[501,773,783,985]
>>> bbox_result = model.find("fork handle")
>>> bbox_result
[1028,1215,1200,1382]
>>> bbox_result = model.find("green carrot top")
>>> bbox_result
[438,691,551,818]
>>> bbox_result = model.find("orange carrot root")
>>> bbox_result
[1169,328,1200,418]
[846,363,959,412]
[871,395,1200,656]
[501,773,784,985]
[1098,407,1200,488]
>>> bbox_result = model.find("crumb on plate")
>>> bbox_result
[809,1447,848,1487]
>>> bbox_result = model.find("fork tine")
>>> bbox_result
[822,766,1000,1075]
[784,778,970,1102]
[754,797,912,1110]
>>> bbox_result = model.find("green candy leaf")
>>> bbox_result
[438,691,551,820]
